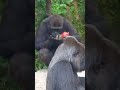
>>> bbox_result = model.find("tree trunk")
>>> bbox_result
[46,0,51,17]
[73,0,80,21]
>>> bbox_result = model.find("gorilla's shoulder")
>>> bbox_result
[42,17,49,23]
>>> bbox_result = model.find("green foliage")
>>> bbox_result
[35,0,46,30]
[35,0,85,70]
[52,0,73,4]
[35,50,47,71]
[66,0,85,40]
[52,4,67,15]
[51,0,73,15]
[51,0,85,39]
[78,0,85,22]
[35,0,48,70]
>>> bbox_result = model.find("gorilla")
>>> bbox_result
[46,36,85,90]
[35,14,80,65]
[85,24,120,90]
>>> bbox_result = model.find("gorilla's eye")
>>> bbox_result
[73,51,80,57]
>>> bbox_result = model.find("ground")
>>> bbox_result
[35,69,85,90]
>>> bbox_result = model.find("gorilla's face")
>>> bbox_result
[49,15,64,29]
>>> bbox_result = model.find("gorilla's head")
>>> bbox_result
[49,36,85,72]
[49,14,64,30]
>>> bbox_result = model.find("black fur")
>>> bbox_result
[35,15,80,65]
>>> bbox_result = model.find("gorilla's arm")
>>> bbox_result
[35,21,53,51]
[64,19,81,41]
[47,61,79,90]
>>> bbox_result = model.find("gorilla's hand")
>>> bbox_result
[49,32,61,40]
[43,39,53,48]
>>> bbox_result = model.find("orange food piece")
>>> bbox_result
[62,32,70,38]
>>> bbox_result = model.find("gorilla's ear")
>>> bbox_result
[63,36,80,46]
